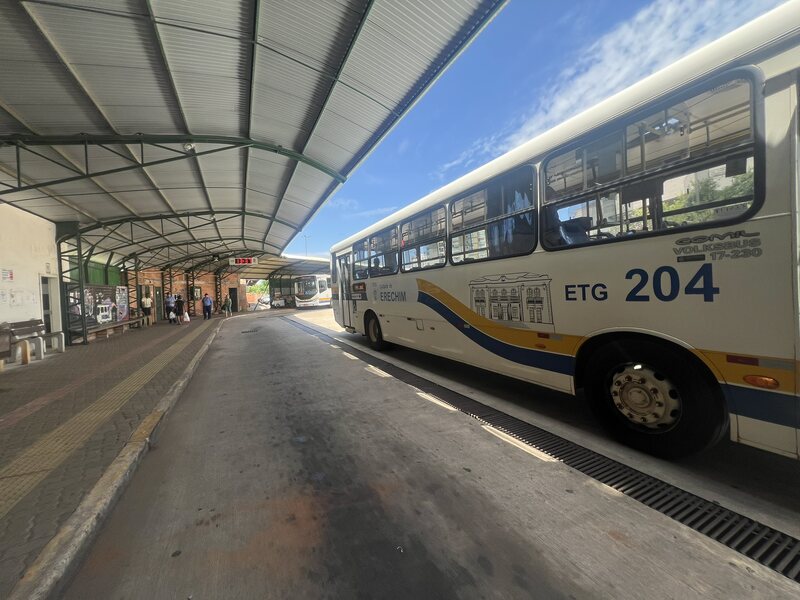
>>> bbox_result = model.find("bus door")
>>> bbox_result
[337,253,353,329]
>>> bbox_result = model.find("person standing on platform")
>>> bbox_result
[174,295,184,326]
[141,293,153,326]
[165,293,176,323]
[223,294,232,317]
[202,293,213,320]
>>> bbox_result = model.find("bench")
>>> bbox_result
[72,316,147,343]
[0,319,65,370]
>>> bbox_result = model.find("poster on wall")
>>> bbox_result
[81,285,129,329]
[1,269,13,281]
[115,286,129,321]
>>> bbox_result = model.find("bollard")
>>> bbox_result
[19,340,31,365]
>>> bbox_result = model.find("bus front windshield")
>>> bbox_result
[294,278,318,299]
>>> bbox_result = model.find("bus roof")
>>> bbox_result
[331,0,800,254]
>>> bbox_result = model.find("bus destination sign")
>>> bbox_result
[229,257,258,266]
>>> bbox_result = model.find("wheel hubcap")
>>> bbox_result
[369,319,378,341]
[609,364,681,430]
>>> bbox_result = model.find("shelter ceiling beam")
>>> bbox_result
[23,0,203,244]
[0,139,248,197]
[18,4,161,221]
[166,249,258,273]
[96,215,243,258]
[0,135,345,184]
[143,0,223,244]
[112,237,282,268]
[9,4,189,250]
[242,0,262,243]
[262,0,374,249]
[79,210,296,236]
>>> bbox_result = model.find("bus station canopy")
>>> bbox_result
[229,254,330,281]
[0,0,505,278]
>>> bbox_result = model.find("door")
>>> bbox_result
[337,253,353,329]
[228,287,239,313]
[40,277,53,333]
[154,287,163,323]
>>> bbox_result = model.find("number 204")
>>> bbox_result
[625,264,719,302]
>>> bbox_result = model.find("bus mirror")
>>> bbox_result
[726,157,747,177]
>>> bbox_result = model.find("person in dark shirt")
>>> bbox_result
[174,295,185,325]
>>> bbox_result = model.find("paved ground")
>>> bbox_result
[65,311,799,599]
[0,315,222,597]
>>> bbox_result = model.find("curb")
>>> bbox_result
[8,319,225,600]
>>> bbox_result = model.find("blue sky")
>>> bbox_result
[284,0,785,258]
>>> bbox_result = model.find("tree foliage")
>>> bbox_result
[247,279,269,295]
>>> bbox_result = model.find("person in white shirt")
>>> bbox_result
[141,293,153,326]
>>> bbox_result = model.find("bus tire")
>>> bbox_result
[584,339,728,458]
[365,313,388,351]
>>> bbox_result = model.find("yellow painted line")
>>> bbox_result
[0,321,213,520]
[482,425,558,462]
[342,352,359,360]
[416,391,457,412]
[365,365,391,378]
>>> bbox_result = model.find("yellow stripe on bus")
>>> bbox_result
[417,278,796,394]
[694,350,796,395]
[416,278,582,355]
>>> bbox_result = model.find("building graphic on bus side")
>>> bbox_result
[469,273,554,329]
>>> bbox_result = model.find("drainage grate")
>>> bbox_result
[285,317,800,583]
[240,329,258,334]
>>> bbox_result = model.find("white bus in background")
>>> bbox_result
[294,274,332,309]
[331,3,800,460]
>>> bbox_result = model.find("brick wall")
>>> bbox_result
[131,269,246,319]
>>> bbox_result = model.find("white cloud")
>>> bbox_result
[352,206,398,219]
[434,0,785,180]
[326,196,359,210]
[504,0,785,150]
[323,196,397,219]
[397,138,410,155]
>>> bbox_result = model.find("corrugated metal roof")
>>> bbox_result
[0,0,507,277]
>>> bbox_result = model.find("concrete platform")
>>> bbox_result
[0,317,222,597]
[64,311,800,599]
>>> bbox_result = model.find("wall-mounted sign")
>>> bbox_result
[1,268,13,281]
[229,257,258,265]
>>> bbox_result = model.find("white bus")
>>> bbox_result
[294,274,333,309]
[331,3,800,460]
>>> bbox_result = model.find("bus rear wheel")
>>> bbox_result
[584,339,727,458]
[366,313,388,351]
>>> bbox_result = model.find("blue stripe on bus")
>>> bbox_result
[723,384,799,429]
[417,291,575,376]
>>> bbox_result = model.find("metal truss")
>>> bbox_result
[55,225,88,346]
[112,237,281,270]
[0,134,346,197]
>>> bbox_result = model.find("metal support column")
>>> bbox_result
[104,253,113,285]
[127,255,139,321]
[55,223,91,346]
[188,270,197,317]
[214,269,223,315]
[160,269,166,320]
[184,272,192,317]
[134,256,141,318]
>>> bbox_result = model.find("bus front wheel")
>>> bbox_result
[584,339,728,458]
[366,313,388,351]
